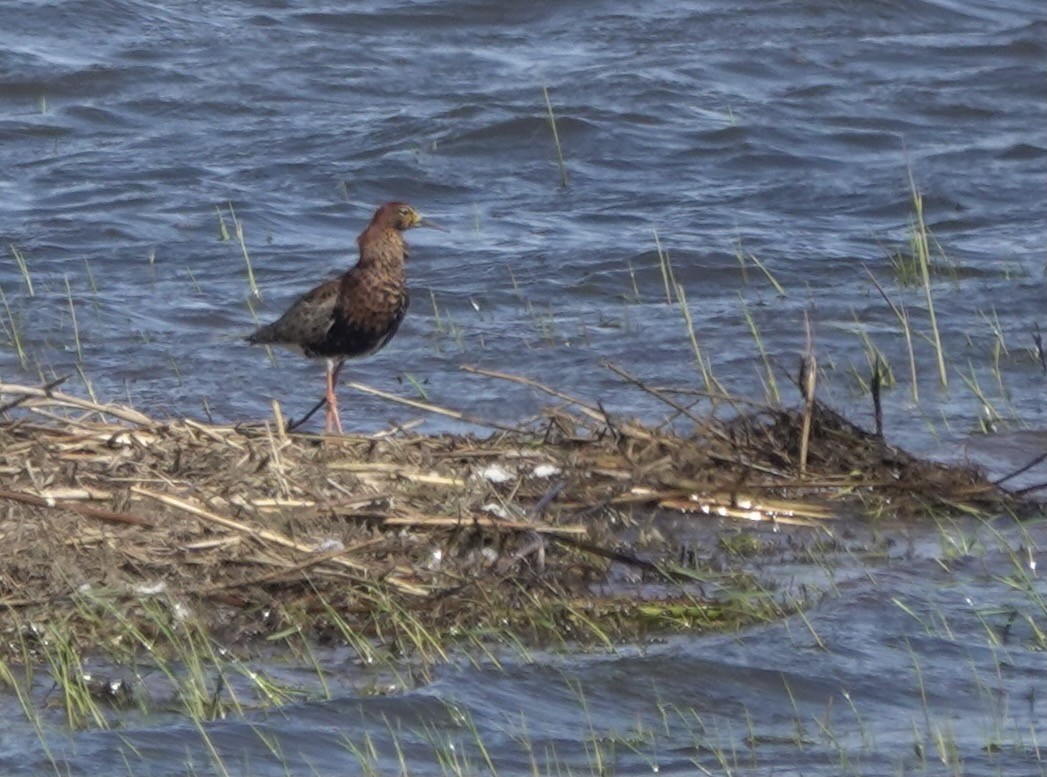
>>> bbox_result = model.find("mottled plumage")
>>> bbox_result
[246,201,437,433]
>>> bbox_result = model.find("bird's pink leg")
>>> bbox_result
[325,359,345,434]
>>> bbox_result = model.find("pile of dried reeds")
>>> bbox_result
[0,371,1022,652]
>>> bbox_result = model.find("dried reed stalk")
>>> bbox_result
[0,382,154,426]
[131,487,429,596]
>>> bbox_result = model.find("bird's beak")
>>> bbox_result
[415,215,447,231]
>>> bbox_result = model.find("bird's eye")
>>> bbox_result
[398,206,411,217]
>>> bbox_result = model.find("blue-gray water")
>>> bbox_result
[1,0,1045,774]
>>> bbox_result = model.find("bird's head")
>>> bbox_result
[374,202,423,230]
[372,202,445,231]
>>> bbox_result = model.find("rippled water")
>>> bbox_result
[2,0,1045,774]
[3,0,1044,446]
[2,515,1045,776]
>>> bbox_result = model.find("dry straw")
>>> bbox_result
[0,369,1025,659]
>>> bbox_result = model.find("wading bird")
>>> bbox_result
[246,201,440,433]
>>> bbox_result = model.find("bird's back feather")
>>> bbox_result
[245,278,340,349]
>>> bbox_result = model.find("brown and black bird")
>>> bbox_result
[246,201,439,433]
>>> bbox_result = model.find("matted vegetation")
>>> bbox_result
[0,370,1024,661]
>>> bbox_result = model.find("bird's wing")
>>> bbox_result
[248,278,340,347]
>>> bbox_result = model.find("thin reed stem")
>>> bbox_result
[654,231,676,304]
[675,283,719,394]
[909,175,947,387]
[542,86,569,188]
[228,202,260,299]
[748,252,786,296]
[0,285,27,367]
[65,274,83,363]
[10,245,34,297]
[741,298,780,404]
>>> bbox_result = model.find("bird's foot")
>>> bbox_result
[324,404,344,435]
[324,389,344,435]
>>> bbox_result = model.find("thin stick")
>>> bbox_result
[602,361,732,444]
[1012,480,1047,497]
[461,365,654,439]
[0,487,155,528]
[346,380,523,433]
[646,385,775,411]
[0,375,70,415]
[463,365,593,408]
[871,356,884,440]
[0,382,154,426]
[799,317,817,478]
[198,540,385,593]
[132,487,428,596]
[655,498,827,527]
[182,418,245,449]
[381,513,585,535]
[286,394,328,432]
[547,534,667,577]
[993,450,1047,488]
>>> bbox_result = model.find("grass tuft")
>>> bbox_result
[889,176,948,387]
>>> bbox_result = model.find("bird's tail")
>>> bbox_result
[244,324,274,345]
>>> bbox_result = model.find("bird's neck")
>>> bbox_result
[355,226,406,271]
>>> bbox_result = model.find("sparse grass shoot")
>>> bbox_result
[740,297,780,404]
[0,284,28,368]
[675,282,722,395]
[542,86,569,188]
[654,231,677,304]
[890,176,948,386]
[65,273,83,363]
[749,251,786,297]
[10,245,34,297]
[223,202,260,299]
